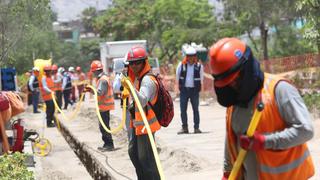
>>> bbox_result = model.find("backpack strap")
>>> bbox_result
[138,72,160,116]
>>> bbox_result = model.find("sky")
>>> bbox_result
[50,0,111,21]
[50,0,222,22]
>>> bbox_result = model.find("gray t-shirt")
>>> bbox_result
[224,81,314,179]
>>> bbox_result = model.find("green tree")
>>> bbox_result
[94,0,218,64]
[0,0,52,66]
[296,0,320,52]
[221,0,301,60]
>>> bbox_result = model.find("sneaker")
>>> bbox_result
[98,145,114,152]
[194,128,202,134]
[177,128,189,135]
[33,111,41,114]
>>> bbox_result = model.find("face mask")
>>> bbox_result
[93,70,101,77]
[214,85,238,107]
[236,57,264,108]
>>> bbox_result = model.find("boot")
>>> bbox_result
[177,127,189,135]
[194,128,202,134]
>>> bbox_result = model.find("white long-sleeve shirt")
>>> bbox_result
[176,62,204,88]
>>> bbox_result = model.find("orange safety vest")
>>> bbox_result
[226,73,314,180]
[133,75,161,136]
[53,74,62,91]
[40,76,54,101]
[97,75,114,112]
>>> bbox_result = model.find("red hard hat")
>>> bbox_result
[76,66,81,71]
[52,64,58,71]
[90,60,103,72]
[44,64,52,71]
[209,38,247,88]
[126,46,147,62]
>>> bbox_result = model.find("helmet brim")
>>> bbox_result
[214,71,240,88]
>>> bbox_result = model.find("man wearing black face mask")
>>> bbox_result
[209,38,314,180]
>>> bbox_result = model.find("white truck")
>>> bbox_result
[99,40,147,73]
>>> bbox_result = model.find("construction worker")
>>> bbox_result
[76,66,86,101]
[62,67,72,109]
[68,66,77,104]
[52,64,63,110]
[86,60,115,152]
[28,67,40,113]
[121,46,161,180]
[209,38,314,180]
[40,65,56,127]
[176,46,203,134]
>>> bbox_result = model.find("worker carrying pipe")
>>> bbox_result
[121,46,162,180]
[84,60,115,152]
[209,38,315,180]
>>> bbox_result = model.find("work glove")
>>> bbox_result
[221,172,230,180]
[239,132,265,151]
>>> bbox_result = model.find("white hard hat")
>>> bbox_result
[68,66,75,72]
[32,67,40,71]
[58,67,65,74]
[185,46,197,56]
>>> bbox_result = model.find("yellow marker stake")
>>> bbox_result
[229,103,264,180]
[122,77,165,180]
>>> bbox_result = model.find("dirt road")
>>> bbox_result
[21,97,320,179]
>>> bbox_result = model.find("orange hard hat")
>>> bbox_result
[209,38,248,88]
[126,46,147,62]
[90,60,103,72]
[76,66,81,71]
[44,64,52,71]
[52,64,58,71]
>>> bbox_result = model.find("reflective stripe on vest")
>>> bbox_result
[133,116,158,126]
[97,75,114,111]
[133,74,161,135]
[260,149,310,174]
[226,73,314,179]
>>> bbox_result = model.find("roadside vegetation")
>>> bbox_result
[0,152,34,180]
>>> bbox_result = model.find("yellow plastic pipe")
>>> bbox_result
[229,103,264,180]
[52,92,84,122]
[122,77,165,180]
[86,85,125,134]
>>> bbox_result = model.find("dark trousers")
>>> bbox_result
[99,111,114,146]
[28,92,32,106]
[32,91,39,113]
[63,89,71,109]
[71,86,76,103]
[45,100,55,125]
[55,90,62,109]
[180,87,200,129]
[128,130,160,180]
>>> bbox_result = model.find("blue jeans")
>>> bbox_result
[180,87,200,129]
[32,91,39,113]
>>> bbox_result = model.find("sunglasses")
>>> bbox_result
[129,60,144,66]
